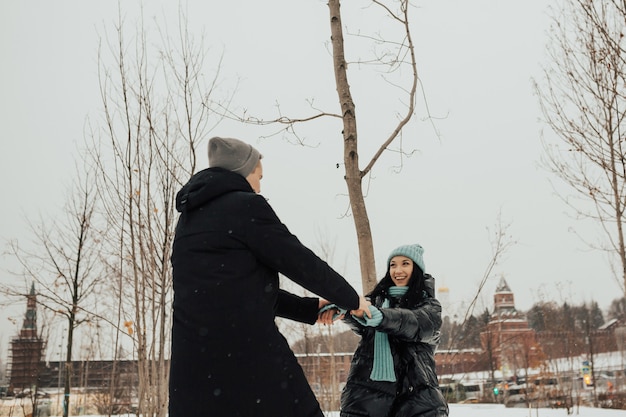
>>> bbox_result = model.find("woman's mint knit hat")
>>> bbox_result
[387,243,425,273]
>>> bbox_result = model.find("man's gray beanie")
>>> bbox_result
[208,136,262,178]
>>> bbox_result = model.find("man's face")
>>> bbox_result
[246,160,263,193]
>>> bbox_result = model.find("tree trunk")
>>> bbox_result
[63,325,73,417]
[328,0,377,292]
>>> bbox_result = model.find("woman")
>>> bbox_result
[339,243,449,417]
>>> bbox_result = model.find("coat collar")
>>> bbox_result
[175,167,254,212]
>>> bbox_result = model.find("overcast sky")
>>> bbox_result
[1,1,624,359]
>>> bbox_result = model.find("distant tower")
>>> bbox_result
[480,276,540,377]
[493,277,516,316]
[437,284,450,318]
[9,283,45,392]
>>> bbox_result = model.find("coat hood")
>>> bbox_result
[175,167,254,212]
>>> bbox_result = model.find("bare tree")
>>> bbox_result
[534,0,626,296]
[3,166,102,417]
[327,0,424,291]
[90,6,225,416]
[443,214,516,353]
[215,0,426,292]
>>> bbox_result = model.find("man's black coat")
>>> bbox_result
[169,168,360,417]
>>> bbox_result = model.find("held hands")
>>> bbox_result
[316,296,372,325]
[350,296,372,319]
[317,299,345,325]
[318,306,343,324]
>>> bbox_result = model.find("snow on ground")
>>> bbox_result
[445,404,625,416]
[3,404,623,416]
[44,404,626,416]
[326,403,625,416]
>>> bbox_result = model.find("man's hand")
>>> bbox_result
[317,307,342,324]
[318,299,330,310]
[316,299,345,324]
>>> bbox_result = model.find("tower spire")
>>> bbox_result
[21,281,38,337]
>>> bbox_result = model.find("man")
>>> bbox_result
[169,136,368,416]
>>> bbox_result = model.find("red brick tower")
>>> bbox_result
[480,277,542,376]
[9,283,45,392]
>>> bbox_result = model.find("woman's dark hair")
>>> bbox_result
[368,261,427,308]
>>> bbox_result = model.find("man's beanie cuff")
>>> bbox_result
[387,244,425,273]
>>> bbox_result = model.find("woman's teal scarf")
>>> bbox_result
[370,286,408,382]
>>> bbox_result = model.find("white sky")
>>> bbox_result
[1,0,625,359]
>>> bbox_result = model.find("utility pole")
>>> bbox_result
[57,330,64,414]
[584,314,598,407]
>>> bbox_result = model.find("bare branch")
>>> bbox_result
[534,0,626,296]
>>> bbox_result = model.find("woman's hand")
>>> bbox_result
[350,296,372,319]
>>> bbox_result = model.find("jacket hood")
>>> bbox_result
[175,168,254,212]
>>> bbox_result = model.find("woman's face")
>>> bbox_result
[389,255,413,287]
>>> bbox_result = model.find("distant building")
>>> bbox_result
[435,348,488,375]
[479,277,543,376]
[436,277,544,377]
[8,283,46,391]
[436,277,622,379]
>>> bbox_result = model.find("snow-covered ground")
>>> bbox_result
[328,403,625,416]
[2,401,624,416]
[30,404,624,416]
[446,403,624,416]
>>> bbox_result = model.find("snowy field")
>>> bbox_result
[35,404,624,417]
[444,403,625,416]
[328,403,626,416]
[2,403,624,416]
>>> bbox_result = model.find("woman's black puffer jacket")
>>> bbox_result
[340,274,449,417]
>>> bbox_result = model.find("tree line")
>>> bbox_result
[290,296,626,354]
[439,297,625,351]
